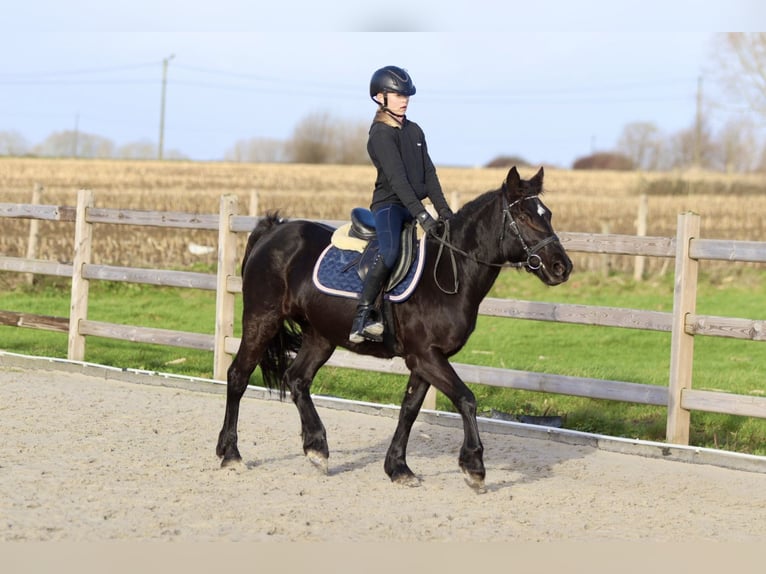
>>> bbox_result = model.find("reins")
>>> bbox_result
[430,194,560,295]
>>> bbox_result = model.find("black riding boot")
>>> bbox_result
[349,256,391,343]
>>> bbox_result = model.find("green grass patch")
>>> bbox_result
[1,269,765,455]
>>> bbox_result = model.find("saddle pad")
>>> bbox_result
[312,238,427,303]
[331,223,367,253]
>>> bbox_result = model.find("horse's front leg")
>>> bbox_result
[407,350,486,492]
[217,315,281,467]
[384,373,431,486]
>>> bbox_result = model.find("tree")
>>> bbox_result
[0,130,29,156]
[118,139,157,160]
[714,118,761,173]
[285,110,369,165]
[225,138,287,162]
[714,33,766,120]
[286,110,335,164]
[616,122,664,171]
[484,155,530,168]
[33,130,114,158]
[666,123,717,171]
[332,119,369,165]
[572,152,634,171]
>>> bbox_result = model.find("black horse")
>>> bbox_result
[217,166,572,491]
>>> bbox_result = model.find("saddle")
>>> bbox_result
[312,208,426,303]
[350,208,418,291]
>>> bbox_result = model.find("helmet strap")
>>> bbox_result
[381,92,405,120]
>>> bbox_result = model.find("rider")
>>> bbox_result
[349,65,454,344]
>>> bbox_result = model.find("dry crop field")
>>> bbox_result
[1,158,765,274]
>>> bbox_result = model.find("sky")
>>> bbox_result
[1,1,764,168]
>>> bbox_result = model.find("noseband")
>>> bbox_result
[500,195,560,271]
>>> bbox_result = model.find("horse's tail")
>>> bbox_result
[260,318,302,400]
[242,212,302,399]
[241,211,286,272]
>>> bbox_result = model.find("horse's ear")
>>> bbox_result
[531,166,544,189]
[505,166,521,190]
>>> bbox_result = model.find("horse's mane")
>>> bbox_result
[455,179,546,220]
[454,186,501,220]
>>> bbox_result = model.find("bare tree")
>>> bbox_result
[225,138,287,162]
[667,123,717,170]
[0,130,29,156]
[332,119,369,165]
[616,122,664,171]
[714,118,761,173]
[285,110,369,165]
[33,130,115,158]
[286,110,335,164]
[77,134,115,158]
[118,139,157,160]
[714,33,766,120]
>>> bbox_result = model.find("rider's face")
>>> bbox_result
[376,91,409,115]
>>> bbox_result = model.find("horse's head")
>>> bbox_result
[500,166,572,286]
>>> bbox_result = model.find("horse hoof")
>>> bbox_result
[306,450,328,475]
[392,473,421,488]
[462,470,487,494]
[220,456,242,469]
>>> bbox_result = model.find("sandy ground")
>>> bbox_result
[1,360,765,542]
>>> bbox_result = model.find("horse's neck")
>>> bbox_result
[451,192,505,266]
[447,194,504,301]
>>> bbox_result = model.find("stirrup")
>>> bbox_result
[349,307,384,343]
[362,318,384,338]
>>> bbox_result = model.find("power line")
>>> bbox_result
[0,59,701,107]
[0,62,159,80]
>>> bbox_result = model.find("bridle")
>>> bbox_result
[500,194,561,272]
[430,193,561,294]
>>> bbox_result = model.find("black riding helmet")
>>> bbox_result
[369,66,416,105]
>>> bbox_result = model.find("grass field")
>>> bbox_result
[1,158,765,455]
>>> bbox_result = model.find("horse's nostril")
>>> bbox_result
[553,260,572,279]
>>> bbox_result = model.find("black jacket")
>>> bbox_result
[367,112,451,218]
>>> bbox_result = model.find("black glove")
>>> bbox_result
[416,211,438,234]
[439,208,454,222]
[416,211,443,236]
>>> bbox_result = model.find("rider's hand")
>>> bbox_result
[439,208,454,222]
[416,211,440,235]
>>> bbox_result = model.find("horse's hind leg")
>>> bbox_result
[216,314,281,467]
[283,330,335,473]
[384,373,430,486]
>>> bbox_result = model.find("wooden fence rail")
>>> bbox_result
[1,189,766,448]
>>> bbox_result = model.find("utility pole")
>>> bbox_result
[158,54,175,160]
[72,113,79,158]
[693,75,703,168]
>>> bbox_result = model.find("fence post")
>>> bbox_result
[249,189,259,217]
[25,183,44,286]
[213,194,239,381]
[633,193,648,281]
[666,211,700,445]
[68,189,94,361]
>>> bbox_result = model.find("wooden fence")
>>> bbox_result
[2,189,766,447]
